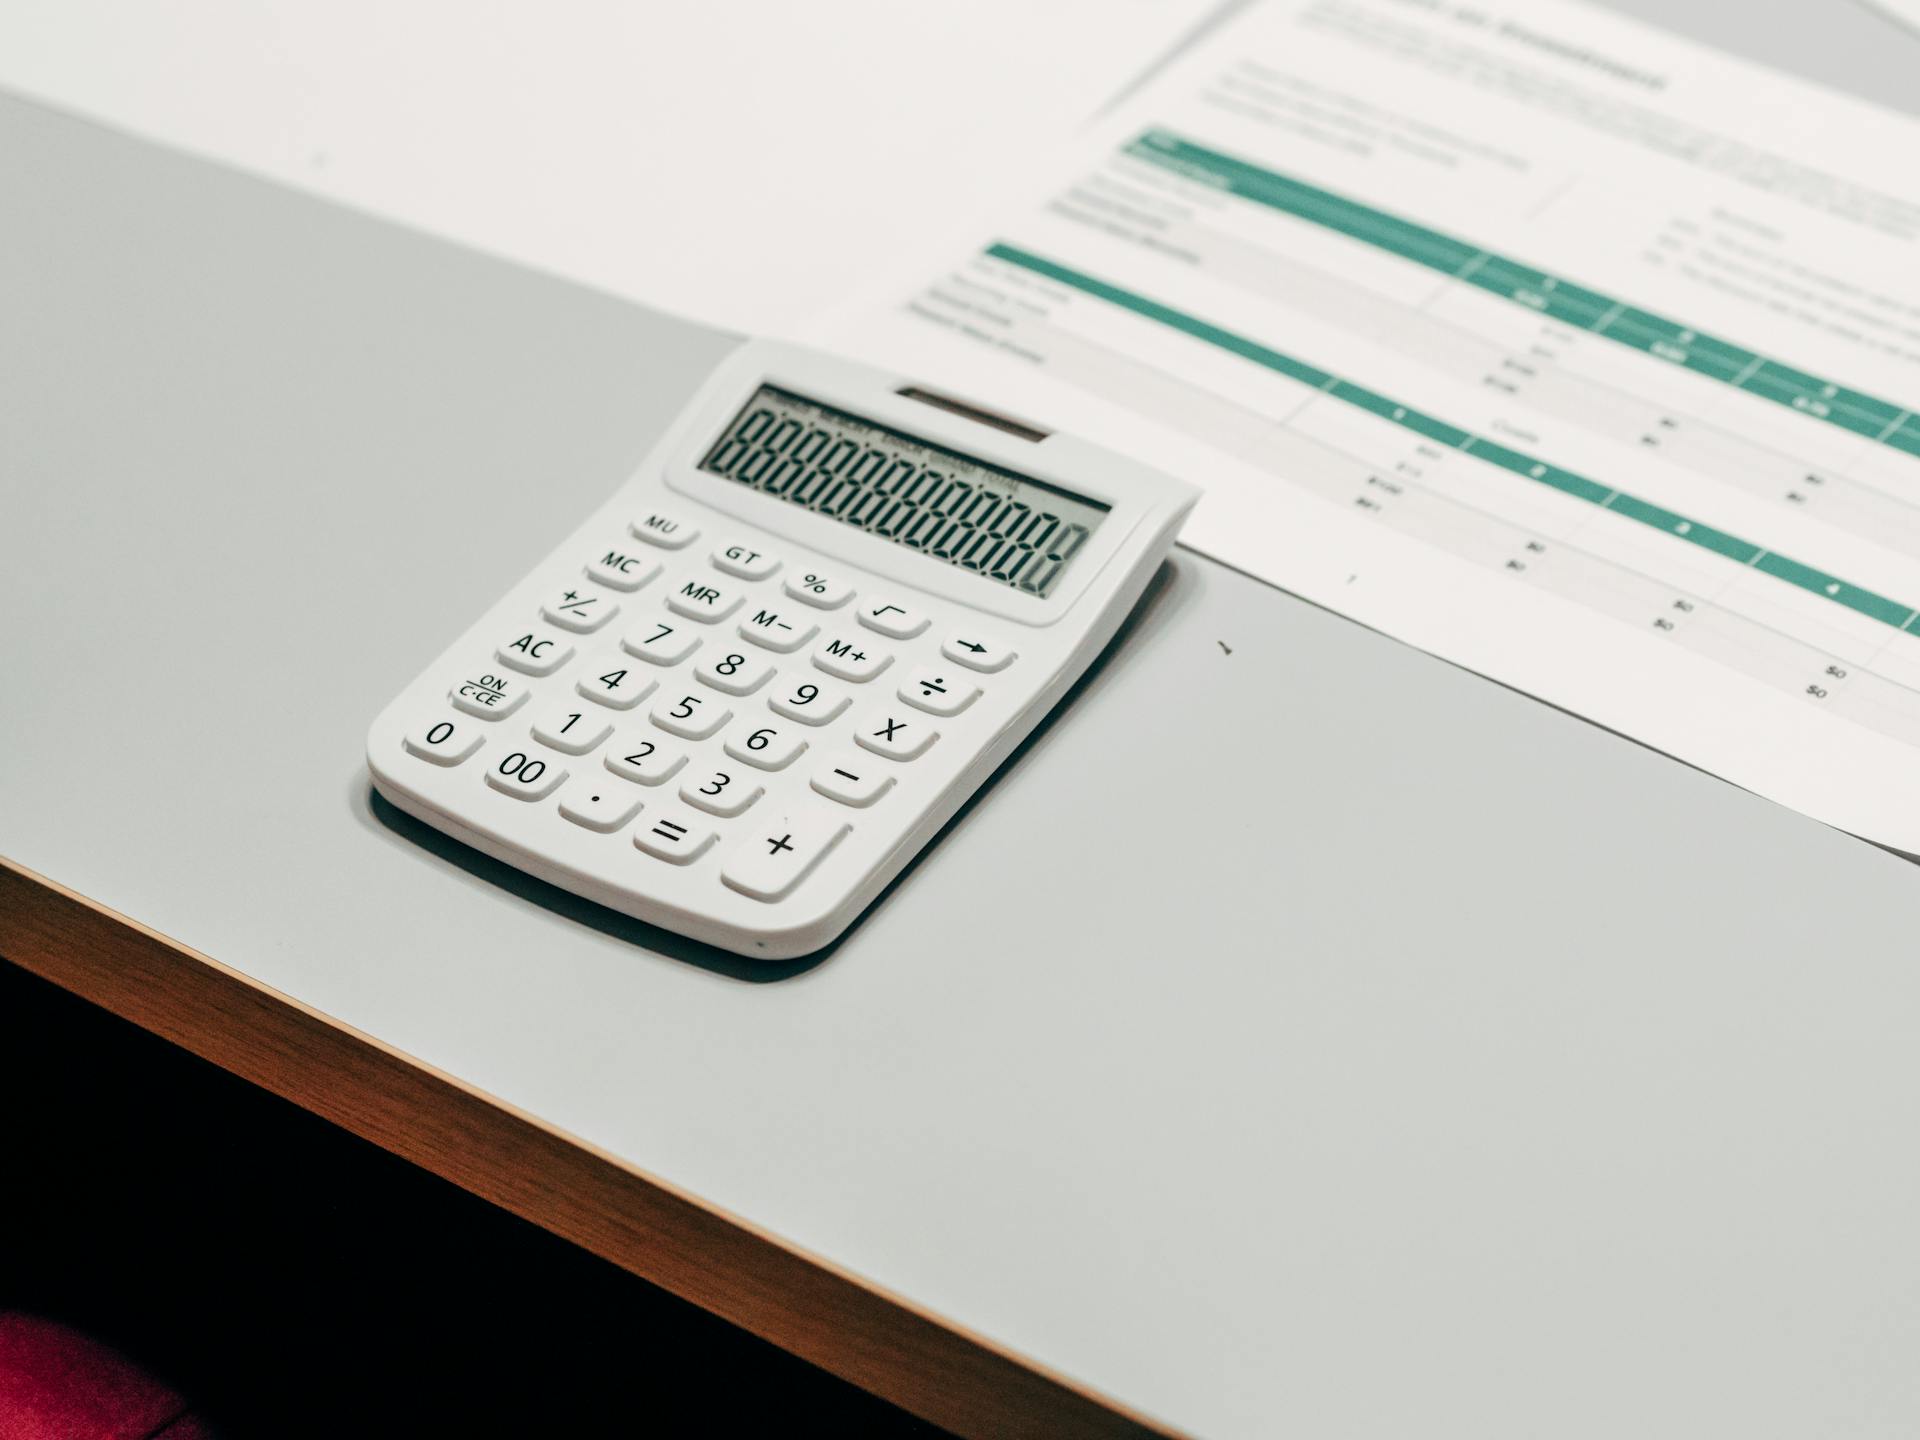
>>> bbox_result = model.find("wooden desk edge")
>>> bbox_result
[0,858,1178,1440]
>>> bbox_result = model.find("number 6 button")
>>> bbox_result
[855,710,937,761]
[724,721,807,771]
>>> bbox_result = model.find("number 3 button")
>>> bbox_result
[680,766,763,817]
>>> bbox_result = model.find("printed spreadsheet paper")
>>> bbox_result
[819,0,1920,851]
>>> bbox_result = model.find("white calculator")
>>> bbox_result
[366,341,1196,959]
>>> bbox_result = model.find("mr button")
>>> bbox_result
[721,813,851,903]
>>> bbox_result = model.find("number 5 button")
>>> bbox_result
[855,711,937,761]
[721,812,851,903]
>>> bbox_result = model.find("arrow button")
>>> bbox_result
[940,631,1016,674]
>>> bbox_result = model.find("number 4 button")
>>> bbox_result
[576,654,657,711]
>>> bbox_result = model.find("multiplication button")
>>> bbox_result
[853,710,938,761]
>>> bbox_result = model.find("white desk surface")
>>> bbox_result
[8,6,1920,1436]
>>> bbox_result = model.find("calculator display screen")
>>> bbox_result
[699,385,1108,598]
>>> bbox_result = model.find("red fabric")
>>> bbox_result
[0,1312,194,1440]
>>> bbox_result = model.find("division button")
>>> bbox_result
[721,811,852,903]
[897,666,980,717]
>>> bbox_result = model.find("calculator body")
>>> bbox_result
[366,340,1197,959]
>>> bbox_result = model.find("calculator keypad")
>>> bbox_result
[410,518,1022,907]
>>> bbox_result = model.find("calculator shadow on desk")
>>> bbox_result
[356,559,1187,983]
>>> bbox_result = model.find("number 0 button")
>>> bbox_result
[404,714,484,767]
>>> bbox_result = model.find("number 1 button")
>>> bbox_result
[721,812,851,902]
